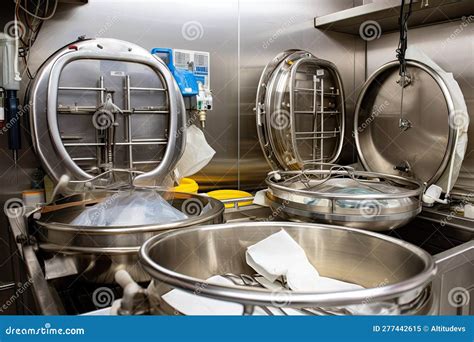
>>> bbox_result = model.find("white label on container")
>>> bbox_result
[110,71,125,77]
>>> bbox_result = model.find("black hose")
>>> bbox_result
[396,0,414,76]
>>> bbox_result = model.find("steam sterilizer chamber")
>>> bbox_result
[257,49,468,231]
[6,37,224,308]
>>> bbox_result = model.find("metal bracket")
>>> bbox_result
[394,160,411,173]
[399,117,412,131]
[397,73,412,88]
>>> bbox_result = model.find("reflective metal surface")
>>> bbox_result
[354,60,456,185]
[140,221,436,315]
[238,0,362,189]
[23,245,63,315]
[265,165,424,231]
[433,241,474,315]
[255,49,298,171]
[256,50,345,171]
[365,22,474,195]
[28,38,187,189]
[34,190,224,283]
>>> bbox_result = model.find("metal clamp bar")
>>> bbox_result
[295,130,341,135]
[125,75,133,169]
[0,282,16,292]
[58,86,106,91]
[132,160,162,165]
[129,86,166,91]
[64,140,167,147]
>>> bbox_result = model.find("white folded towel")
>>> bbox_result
[246,229,363,292]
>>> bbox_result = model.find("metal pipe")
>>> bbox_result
[125,75,133,169]
[64,141,167,147]
[131,138,166,142]
[0,282,16,292]
[132,160,161,165]
[294,110,340,114]
[72,157,97,161]
[296,136,338,141]
[99,76,105,103]
[58,86,106,91]
[295,130,340,135]
[294,88,340,96]
[129,86,166,91]
[320,76,324,163]
[58,108,169,115]
[312,75,318,160]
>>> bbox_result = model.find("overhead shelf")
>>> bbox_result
[314,0,474,35]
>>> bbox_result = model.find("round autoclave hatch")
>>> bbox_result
[354,59,457,186]
[28,37,187,189]
[255,50,346,171]
[257,52,445,231]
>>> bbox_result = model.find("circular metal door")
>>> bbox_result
[28,38,186,189]
[256,50,345,171]
[354,60,456,185]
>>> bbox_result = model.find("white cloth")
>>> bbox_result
[406,47,469,193]
[173,125,215,182]
[246,230,363,292]
[246,230,318,285]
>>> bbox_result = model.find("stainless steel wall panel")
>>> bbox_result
[25,0,240,190]
[21,0,360,191]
